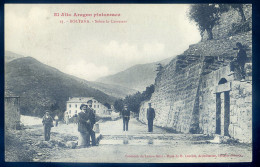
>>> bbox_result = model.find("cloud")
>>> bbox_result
[103,40,139,59]
[103,40,165,63]
[5,4,201,81]
[64,61,109,81]
[142,43,165,55]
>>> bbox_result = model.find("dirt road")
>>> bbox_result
[5,115,252,163]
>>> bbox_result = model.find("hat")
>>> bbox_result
[87,100,93,104]
[236,42,242,48]
[80,104,87,110]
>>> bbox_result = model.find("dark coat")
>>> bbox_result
[42,115,53,127]
[122,109,130,120]
[237,49,247,65]
[147,108,155,120]
[89,108,96,129]
[77,110,92,132]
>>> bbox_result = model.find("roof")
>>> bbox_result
[67,97,95,103]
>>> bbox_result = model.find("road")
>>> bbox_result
[16,115,252,163]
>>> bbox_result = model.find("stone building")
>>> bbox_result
[139,5,252,143]
[5,91,21,130]
[65,97,111,118]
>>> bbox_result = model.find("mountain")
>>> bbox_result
[85,81,137,98]
[5,57,119,116]
[96,57,174,91]
[5,51,24,63]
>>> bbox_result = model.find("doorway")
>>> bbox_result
[215,78,230,136]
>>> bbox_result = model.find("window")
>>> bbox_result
[69,104,71,108]
[97,105,99,108]
[94,101,96,103]
[75,104,77,108]
[94,105,96,108]
[75,110,77,113]
[69,110,71,114]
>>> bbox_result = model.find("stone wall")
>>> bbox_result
[186,31,252,58]
[229,81,252,143]
[202,4,252,41]
[139,4,252,143]
[139,58,203,133]
[198,66,252,143]
[140,61,252,143]
[198,66,232,135]
[5,97,21,129]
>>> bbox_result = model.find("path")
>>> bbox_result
[45,118,252,163]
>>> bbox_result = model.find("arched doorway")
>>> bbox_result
[215,78,230,136]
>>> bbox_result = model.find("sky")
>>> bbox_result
[5,4,201,81]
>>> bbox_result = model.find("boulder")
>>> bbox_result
[65,141,77,149]
[36,141,53,148]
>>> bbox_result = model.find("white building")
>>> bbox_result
[64,97,111,118]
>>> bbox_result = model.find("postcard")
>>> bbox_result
[4,4,252,163]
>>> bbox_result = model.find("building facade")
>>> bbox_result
[65,97,110,118]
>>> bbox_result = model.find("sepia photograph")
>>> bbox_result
[4,4,252,163]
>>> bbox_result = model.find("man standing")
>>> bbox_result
[42,111,54,141]
[147,103,155,132]
[77,104,91,148]
[54,115,59,127]
[87,100,97,146]
[231,42,247,81]
[65,113,69,125]
[122,104,130,131]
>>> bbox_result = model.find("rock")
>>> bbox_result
[148,138,153,145]
[65,141,77,149]
[123,138,128,144]
[209,135,221,143]
[35,141,41,146]
[37,141,53,148]
[96,134,103,144]
[221,136,230,143]
[58,141,66,148]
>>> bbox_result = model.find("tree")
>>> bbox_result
[229,4,246,22]
[104,102,111,109]
[114,84,155,115]
[218,4,246,22]
[114,99,124,112]
[188,4,222,40]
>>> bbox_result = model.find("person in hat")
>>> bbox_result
[77,104,92,147]
[147,103,155,132]
[122,104,130,131]
[42,111,54,141]
[87,100,97,146]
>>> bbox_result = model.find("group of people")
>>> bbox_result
[76,100,97,147]
[121,103,156,132]
[42,101,157,146]
[42,100,97,147]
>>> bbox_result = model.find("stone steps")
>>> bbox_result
[99,134,211,146]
